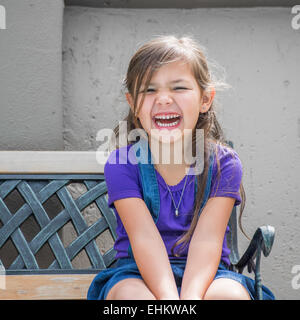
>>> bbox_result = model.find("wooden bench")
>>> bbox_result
[0,148,275,300]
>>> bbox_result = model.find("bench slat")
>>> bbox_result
[0,151,107,174]
[0,274,96,300]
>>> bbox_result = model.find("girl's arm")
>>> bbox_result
[114,197,179,300]
[180,196,235,300]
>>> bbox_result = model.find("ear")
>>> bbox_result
[125,92,134,113]
[200,87,215,113]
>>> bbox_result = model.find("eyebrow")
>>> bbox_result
[148,79,189,86]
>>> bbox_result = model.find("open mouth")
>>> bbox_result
[153,113,182,129]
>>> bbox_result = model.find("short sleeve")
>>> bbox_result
[104,146,143,209]
[209,144,243,206]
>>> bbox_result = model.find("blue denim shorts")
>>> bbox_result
[87,258,275,300]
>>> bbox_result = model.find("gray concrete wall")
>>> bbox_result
[0,0,64,151]
[0,0,299,299]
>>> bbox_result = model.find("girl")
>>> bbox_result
[87,35,274,300]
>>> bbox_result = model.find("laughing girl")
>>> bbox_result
[87,35,274,300]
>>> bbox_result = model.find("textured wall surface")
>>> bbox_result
[62,7,300,299]
[0,0,64,151]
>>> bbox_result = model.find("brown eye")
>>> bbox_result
[174,87,188,90]
[146,88,155,93]
[139,88,155,94]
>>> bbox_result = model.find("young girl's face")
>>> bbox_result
[127,60,212,142]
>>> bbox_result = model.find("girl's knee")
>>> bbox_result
[106,278,156,300]
[203,278,251,300]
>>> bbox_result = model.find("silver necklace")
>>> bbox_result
[165,175,189,217]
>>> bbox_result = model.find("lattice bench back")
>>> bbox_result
[0,174,117,274]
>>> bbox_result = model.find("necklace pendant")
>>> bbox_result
[175,209,179,217]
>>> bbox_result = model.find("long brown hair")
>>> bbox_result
[113,35,247,255]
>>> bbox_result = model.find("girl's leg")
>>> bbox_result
[106,278,156,300]
[203,278,251,300]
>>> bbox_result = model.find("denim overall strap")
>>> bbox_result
[128,139,160,257]
[130,138,160,221]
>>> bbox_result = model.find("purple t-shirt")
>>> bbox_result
[104,143,243,266]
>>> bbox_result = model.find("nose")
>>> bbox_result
[156,91,173,106]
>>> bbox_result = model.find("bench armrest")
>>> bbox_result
[232,225,275,299]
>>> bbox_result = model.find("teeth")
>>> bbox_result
[154,114,180,120]
[156,120,180,127]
